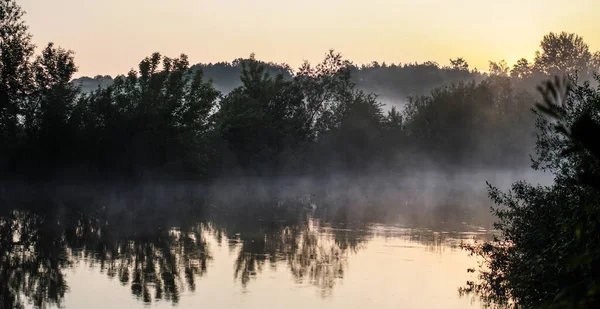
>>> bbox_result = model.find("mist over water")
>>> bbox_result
[205,167,550,225]
[0,158,554,309]
[2,165,551,227]
[0,184,493,309]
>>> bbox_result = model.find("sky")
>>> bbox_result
[18,0,600,77]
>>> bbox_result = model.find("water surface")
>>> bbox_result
[0,189,488,309]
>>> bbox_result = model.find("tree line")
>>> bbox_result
[2,0,600,183]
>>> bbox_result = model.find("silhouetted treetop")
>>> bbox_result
[534,32,593,76]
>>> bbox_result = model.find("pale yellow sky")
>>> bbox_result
[18,0,600,77]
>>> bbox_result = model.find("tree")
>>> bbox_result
[332,92,385,170]
[510,58,533,79]
[294,50,355,136]
[534,32,592,76]
[68,53,219,179]
[489,60,509,76]
[213,56,308,175]
[0,0,35,170]
[461,75,600,309]
[450,57,469,71]
[20,43,79,174]
[401,75,534,171]
[591,51,600,74]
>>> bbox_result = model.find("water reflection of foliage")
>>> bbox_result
[223,215,370,295]
[65,211,212,305]
[285,223,349,295]
[0,205,213,308]
[0,210,70,309]
[0,195,492,308]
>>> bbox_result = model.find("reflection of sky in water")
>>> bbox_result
[1,183,493,309]
[55,222,485,309]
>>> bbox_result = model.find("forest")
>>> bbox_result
[3,0,599,183]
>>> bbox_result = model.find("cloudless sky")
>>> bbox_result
[18,0,600,77]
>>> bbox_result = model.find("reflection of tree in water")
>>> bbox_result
[285,222,348,295]
[0,191,492,308]
[64,208,212,305]
[0,198,212,309]
[221,209,370,295]
[0,210,70,309]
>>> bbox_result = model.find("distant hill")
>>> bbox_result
[72,75,114,92]
[72,60,485,106]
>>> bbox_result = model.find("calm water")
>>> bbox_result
[0,189,490,309]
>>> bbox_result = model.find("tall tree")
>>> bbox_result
[489,60,509,76]
[294,50,355,136]
[534,32,592,76]
[510,58,533,79]
[215,56,308,174]
[20,43,79,174]
[0,0,34,169]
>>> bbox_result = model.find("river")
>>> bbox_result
[0,185,493,309]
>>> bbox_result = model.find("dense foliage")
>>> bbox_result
[461,75,600,308]
[2,0,599,184]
